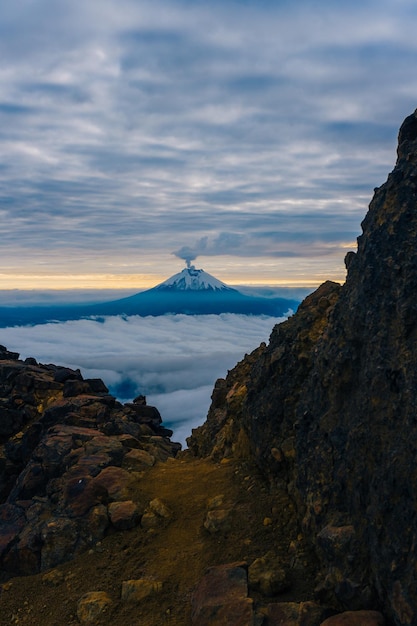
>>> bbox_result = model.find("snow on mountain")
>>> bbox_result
[152,266,237,293]
[0,265,301,326]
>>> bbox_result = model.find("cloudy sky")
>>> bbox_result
[1,0,417,291]
[0,312,285,444]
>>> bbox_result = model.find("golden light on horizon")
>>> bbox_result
[0,270,346,291]
[0,247,350,291]
[0,273,163,291]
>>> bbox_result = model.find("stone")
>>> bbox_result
[76,591,112,623]
[86,504,109,541]
[91,466,134,501]
[266,601,335,625]
[149,497,172,518]
[320,610,385,626]
[84,378,109,394]
[121,578,162,603]
[191,562,250,625]
[52,366,83,383]
[42,568,65,586]
[123,448,155,470]
[0,346,19,360]
[63,474,108,517]
[203,509,231,533]
[108,500,140,530]
[248,553,290,596]
[140,497,173,529]
[125,403,162,427]
[192,599,254,626]
[133,394,146,405]
[63,380,95,397]
[207,494,225,509]
[140,511,159,529]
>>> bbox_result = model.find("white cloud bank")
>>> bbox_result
[0,313,286,445]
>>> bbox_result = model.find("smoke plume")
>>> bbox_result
[172,233,248,267]
[172,237,208,267]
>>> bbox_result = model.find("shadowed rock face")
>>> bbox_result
[294,109,417,625]
[0,348,180,578]
[188,108,417,625]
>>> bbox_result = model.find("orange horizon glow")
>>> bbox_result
[0,271,345,291]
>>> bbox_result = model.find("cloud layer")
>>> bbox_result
[0,313,285,444]
[1,0,416,286]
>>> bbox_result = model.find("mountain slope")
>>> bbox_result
[89,266,299,317]
[0,267,299,326]
[153,266,236,292]
[188,109,417,625]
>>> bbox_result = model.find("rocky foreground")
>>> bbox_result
[0,345,335,625]
[3,110,417,625]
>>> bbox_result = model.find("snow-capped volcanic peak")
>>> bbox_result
[154,266,237,292]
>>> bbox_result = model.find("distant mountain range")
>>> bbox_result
[0,266,300,327]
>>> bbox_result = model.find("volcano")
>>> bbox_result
[90,266,299,317]
[0,267,300,327]
[152,266,236,292]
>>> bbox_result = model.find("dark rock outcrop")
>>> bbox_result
[188,108,417,625]
[0,350,180,579]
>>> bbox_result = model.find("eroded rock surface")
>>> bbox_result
[189,109,417,625]
[0,348,180,577]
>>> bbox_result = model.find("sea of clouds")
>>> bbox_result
[0,313,286,446]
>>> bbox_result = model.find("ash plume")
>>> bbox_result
[172,237,208,268]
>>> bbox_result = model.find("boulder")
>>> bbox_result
[108,500,140,530]
[76,591,113,623]
[191,562,252,625]
[121,578,162,603]
[122,448,155,470]
[90,466,135,501]
[320,610,385,626]
[149,497,172,518]
[203,508,231,534]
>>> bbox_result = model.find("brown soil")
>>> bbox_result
[0,454,319,626]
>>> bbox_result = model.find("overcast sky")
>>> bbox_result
[1,0,417,290]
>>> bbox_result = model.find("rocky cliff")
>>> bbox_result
[189,109,417,625]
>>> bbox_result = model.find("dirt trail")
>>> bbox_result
[0,455,318,626]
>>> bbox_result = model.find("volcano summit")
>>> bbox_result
[91,266,298,318]
[153,265,235,292]
[0,267,299,327]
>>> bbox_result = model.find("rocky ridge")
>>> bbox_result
[189,109,417,625]
[0,345,329,625]
[0,346,179,577]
